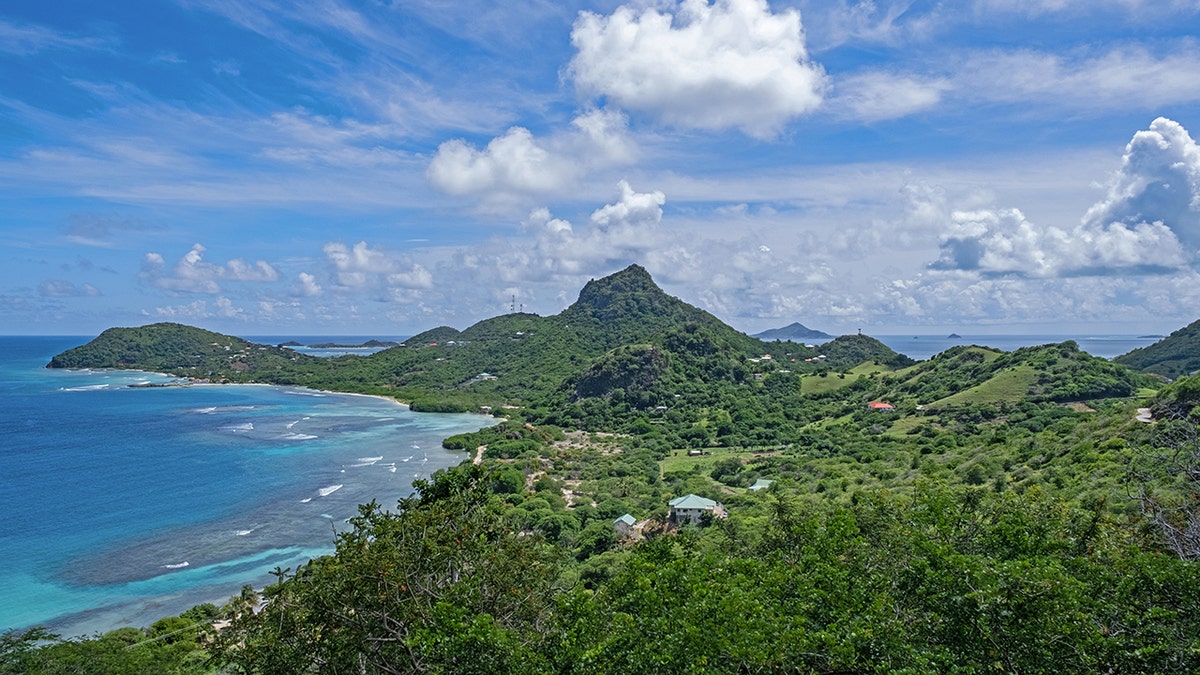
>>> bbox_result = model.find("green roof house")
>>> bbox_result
[614,513,637,538]
[668,494,727,525]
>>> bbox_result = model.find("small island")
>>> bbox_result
[305,339,400,349]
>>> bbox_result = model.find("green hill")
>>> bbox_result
[1114,318,1200,378]
[46,322,315,376]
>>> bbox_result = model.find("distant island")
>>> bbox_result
[304,339,400,349]
[947,333,962,339]
[752,321,833,341]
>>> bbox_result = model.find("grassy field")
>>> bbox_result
[659,445,755,474]
[927,365,1037,408]
[801,362,896,395]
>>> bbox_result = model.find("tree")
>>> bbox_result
[1128,378,1200,560]
[215,465,564,674]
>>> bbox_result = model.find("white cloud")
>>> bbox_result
[925,118,1199,277]
[322,241,433,294]
[832,72,949,121]
[37,280,102,298]
[931,207,1185,277]
[292,272,322,297]
[0,19,110,55]
[426,108,634,202]
[1082,116,1200,252]
[956,45,1200,111]
[569,0,826,138]
[140,244,278,294]
[972,0,1200,17]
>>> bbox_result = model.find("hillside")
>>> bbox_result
[47,322,317,375]
[1114,318,1200,378]
[752,321,833,341]
[882,341,1153,408]
[47,266,900,411]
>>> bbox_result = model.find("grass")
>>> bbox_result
[926,365,1037,408]
[659,446,757,474]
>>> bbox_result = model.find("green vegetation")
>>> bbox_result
[203,466,1199,673]
[25,264,1200,672]
[1115,317,1200,378]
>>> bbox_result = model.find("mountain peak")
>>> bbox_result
[571,264,664,312]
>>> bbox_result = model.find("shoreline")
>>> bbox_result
[59,365,484,419]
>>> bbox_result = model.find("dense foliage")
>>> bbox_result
[203,466,1200,674]
[1114,318,1200,378]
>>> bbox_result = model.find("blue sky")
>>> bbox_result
[3,0,1200,337]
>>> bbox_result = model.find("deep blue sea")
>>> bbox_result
[0,336,488,637]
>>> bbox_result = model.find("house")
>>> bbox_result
[867,401,895,411]
[748,479,774,491]
[614,513,637,538]
[668,494,727,525]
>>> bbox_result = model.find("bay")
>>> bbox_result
[0,336,488,637]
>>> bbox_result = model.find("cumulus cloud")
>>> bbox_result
[427,108,633,201]
[569,0,826,138]
[37,280,102,298]
[1082,116,1200,252]
[322,241,433,297]
[435,180,669,302]
[928,118,1198,277]
[140,243,279,294]
[931,207,1185,276]
[291,272,323,297]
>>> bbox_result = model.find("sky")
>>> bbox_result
[3,0,1200,337]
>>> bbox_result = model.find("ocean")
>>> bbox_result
[869,334,1160,361]
[0,336,489,637]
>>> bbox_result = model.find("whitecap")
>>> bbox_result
[224,422,254,432]
[235,529,254,536]
[401,456,412,462]
[318,484,343,497]
[300,497,312,503]
[193,407,217,414]
[60,384,109,392]
[163,561,189,569]
[347,456,382,467]
[281,433,318,440]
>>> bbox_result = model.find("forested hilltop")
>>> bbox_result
[1115,316,1200,378]
[14,265,1200,673]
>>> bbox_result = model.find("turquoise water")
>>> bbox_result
[0,337,488,636]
